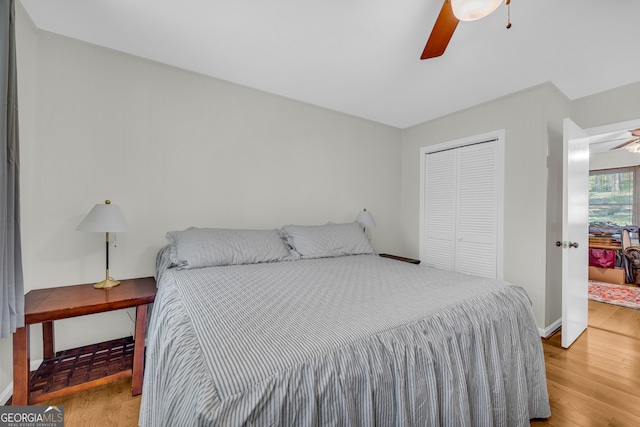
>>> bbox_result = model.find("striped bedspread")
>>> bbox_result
[139,254,550,426]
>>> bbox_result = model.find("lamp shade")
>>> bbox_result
[77,200,128,233]
[355,209,376,229]
[451,0,502,21]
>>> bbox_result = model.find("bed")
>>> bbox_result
[139,223,550,426]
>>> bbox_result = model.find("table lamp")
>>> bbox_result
[355,208,376,233]
[77,200,128,289]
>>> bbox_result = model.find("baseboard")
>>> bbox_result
[0,383,11,406]
[539,318,562,339]
[0,359,43,405]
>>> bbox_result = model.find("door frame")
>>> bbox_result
[419,129,505,280]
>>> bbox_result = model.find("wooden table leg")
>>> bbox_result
[131,304,148,395]
[42,321,55,359]
[12,325,30,405]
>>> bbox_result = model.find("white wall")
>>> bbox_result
[0,7,403,393]
[28,30,404,289]
[572,80,640,130]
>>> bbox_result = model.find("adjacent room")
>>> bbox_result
[588,128,640,283]
[1,0,640,425]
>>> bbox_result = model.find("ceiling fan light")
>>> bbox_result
[451,0,503,21]
[625,143,640,154]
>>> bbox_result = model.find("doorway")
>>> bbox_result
[587,118,640,256]
[586,118,640,329]
[553,118,640,347]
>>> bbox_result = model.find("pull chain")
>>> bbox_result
[506,0,512,29]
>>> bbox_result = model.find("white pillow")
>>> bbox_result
[282,222,375,259]
[166,227,293,269]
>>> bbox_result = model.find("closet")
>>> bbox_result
[420,136,504,279]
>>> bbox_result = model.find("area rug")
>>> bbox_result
[588,280,640,310]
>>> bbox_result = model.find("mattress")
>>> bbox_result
[139,254,550,426]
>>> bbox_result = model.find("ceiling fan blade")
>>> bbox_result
[629,128,640,137]
[611,137,640,150]
[421,1,459,60]
[590,137,627,145]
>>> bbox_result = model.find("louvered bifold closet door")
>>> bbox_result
[455,142,497,278]
[423,149,457,271]
[423,141,498,279]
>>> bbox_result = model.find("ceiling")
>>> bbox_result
[19,0,640,129]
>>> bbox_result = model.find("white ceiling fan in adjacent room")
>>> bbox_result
[589,128,640,153]
[610,128,640,152]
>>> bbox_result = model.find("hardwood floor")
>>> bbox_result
[33,300,640,426]
[588,296,640,340]
[37,378,141,427]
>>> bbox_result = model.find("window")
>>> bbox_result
[589,167,638,226]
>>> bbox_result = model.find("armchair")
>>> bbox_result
[622,229,640,284]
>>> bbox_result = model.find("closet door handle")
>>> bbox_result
[569,242,579,248]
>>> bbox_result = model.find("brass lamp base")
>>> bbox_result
[92,233,122,290]
[94,268,120,289]
[94,278,120,289]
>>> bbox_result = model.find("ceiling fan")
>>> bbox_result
[611,128,640,152]
[421,0,511,60]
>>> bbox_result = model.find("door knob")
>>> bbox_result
[555,241,579,248]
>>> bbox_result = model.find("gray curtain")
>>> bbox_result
[0,0,24,338]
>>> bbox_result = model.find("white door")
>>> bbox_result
[561,118,590,348]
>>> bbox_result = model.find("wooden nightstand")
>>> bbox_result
[379,253,421,265]
[12,276,156,405]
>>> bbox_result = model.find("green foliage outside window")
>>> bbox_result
[589,170,634,225]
